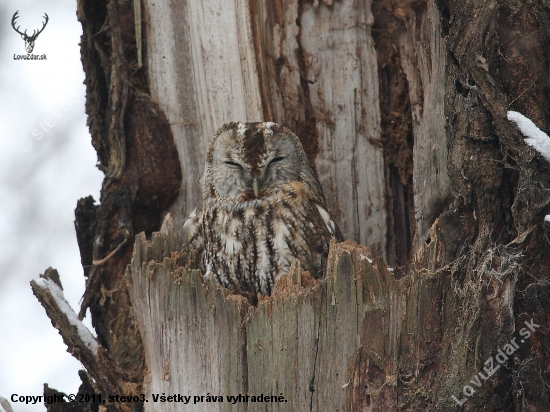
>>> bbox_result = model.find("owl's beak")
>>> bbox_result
[252,178,259,197]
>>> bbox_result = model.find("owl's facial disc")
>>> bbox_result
[208,122,304,201]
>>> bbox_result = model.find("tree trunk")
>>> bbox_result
[30,0,550,411]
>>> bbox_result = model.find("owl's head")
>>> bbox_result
[202,122,322,202]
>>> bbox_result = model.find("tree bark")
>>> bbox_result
[30,0,550,411]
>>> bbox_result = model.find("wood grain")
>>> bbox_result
[143,0,389,257]
[127,219,400,411]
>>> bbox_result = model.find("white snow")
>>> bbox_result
[507,111,550,163]
[359,253,395,272]
[34,278,98,354]
[545,215,550,223]
[359,254,373,263]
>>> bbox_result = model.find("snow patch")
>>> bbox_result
[507,111,550,163]
[359,253,373,263]
[359,253,394,272]
[34,278,99,354]
[545,215,550,223]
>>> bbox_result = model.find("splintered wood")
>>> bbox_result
[127,217,400,411]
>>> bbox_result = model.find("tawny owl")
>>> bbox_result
[183,122,342,296]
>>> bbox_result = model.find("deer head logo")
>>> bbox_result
[11,11,49,54]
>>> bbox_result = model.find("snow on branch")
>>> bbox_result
[507,111,550,163]
[31,268,98,356]
[31,268,140,400]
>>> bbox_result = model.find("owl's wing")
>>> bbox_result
[315,204,344,241]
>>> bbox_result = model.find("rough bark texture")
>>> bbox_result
[434,0,550,409]
[74,0,181,406]
[30,0,550,411]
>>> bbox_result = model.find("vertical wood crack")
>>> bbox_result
[308,289,324,412]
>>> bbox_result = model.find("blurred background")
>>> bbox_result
[0,0,103,410]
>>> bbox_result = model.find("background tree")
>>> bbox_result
[32,0,550,410]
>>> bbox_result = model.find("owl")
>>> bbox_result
[183,122,342,296]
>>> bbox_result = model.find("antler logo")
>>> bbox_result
[11,11,49,54]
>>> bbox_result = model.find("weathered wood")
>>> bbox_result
[393,0,451,247]
[127,206,549,411]
[313,243,399,411]
[144,0,388,257]
[300,1,387,253]
[127,217,401,411]
[144,0,262,222]
[127,218,249,412]
[246,273,322,411]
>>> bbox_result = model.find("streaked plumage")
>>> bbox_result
[184,122,342,296]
